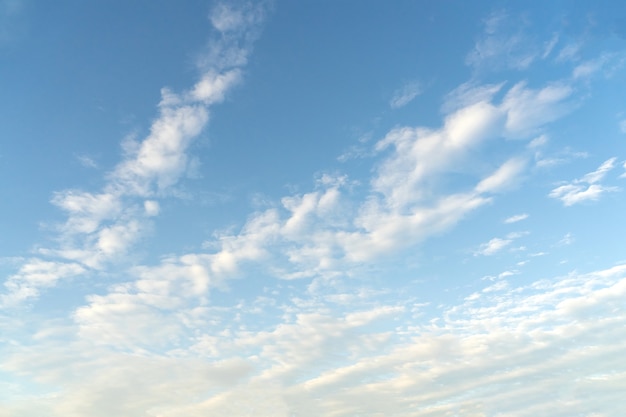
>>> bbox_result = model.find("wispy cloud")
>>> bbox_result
[556,42,582,62]
[504,213,528,223]
[75,154,98,169]
[501,81,575,138]
[475,232,527,256]
[541,33,559,59]
[475,237,513,256]
[475,157,526,193]
[466,11,540,70]
[389,81,422,109]
[572,52,626,79]
[442,81,504,114]
[549,157,620,206]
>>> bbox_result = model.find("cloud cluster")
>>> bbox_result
[3,263,625,416]
[1,4,265,306]
[35,60,597,389]
[3,5,626,417]
[185,73,577,280]
[23,46,596,337]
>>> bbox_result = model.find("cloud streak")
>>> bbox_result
[389,81,422,109]
[549,157,620,206]
[504,213,529,223]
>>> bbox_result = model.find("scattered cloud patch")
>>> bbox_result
[501,81,575,138]
[389,81,422,109]
[3,264,626,416]
[528,134,548,149]
[541,33,559,59]
[549,158,620,205]
[466,11,540,70]
[504,213,528,223]
[475,232,527,256]
[2,260,86,306]
[442,82,504,114]
[144,200,160,217]
[76,154,98,169]
[558,232,574,246]
[572,52,625,79]
[556,42,582,62]
[475,157,526,193]
[475,237,512,256]
[2,6,626,417]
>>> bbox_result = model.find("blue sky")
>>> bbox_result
[2,0,626,415]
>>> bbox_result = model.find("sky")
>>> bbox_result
[1,0,626,416]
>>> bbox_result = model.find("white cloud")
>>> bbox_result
[0,3,266,305]
[556,42,582,62]
[75,154,98,169]
[442,81,504,114]
[95,74,586,285]
[210,3,247,33]
[4,13,625,417]
[475,237,512,256]
[475,231,527,256]
[501,81,575,138]
[51,191,121,234]
[210,2,265,34]
[4,264,626,416]
[550,183,611,205]
[582,158,617,183]
[2,23,592,311]
[475,157,526,193]
[541,33,559,59]
[188,69,241,104]
[572,52,626,79]
[504,213,528,223]
[558,232,574,245]
[143,200,160,216]
[549,157,619,206]
[2,259,86,306]
[528,134,548,148]
[573,58,604,79]
[373,100,503,209]
[389,81,422,109]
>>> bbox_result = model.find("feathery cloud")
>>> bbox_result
[504,213,529,223]
[389,81,422,109]
[549,158,620,206]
